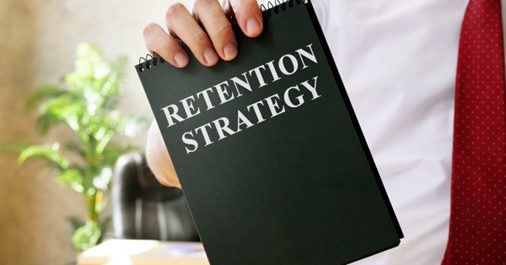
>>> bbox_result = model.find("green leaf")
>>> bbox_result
[65,43,112,93]
[35,113,58,135]
[56,168,85,193]
[100,70,120,98]
[26,85,65,110]
[17,143,70,171]
[72,221,102,251]
[76,43,110,80]
[62,43,126,115]
[65,142,85,157]
[38,95,84,131]
[95,130,115,155]
[85,115,124,155]
[101,142,138,167]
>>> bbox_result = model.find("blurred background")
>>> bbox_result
[0,0,195,264]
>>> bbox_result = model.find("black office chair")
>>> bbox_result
[112,152,199,241]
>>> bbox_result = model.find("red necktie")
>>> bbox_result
[442,0,506,264]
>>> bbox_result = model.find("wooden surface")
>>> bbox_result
[77,239,209,265]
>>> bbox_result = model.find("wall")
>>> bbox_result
[0,0,188,264]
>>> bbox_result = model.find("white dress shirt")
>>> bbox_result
[310,0,466,264]
[261,0,506,263]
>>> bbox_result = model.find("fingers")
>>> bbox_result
[143,23,189,68]
[142,0,264,68]
[230,0,263,38]
[219,0,234,17]
[193,0,237,61]
[167,3,220,66]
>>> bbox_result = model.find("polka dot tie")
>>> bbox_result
[442,0,506,264]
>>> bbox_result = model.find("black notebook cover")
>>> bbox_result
[136,1,403,264]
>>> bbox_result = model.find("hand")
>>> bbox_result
[144,0,264,187]
[143,0,263,68]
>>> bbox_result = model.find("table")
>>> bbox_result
[77,239,209,265]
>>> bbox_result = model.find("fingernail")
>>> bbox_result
[174,52,188,67]
[223,43,237,60]
[246,18,261,35]
[203,48,219,65]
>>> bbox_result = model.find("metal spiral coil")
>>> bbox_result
[260,0,306,17]
[138,53,166,72]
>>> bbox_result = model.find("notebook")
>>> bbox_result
[135,1,403,264]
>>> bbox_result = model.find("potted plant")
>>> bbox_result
[3,43,144,251]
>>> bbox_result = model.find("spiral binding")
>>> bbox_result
[138,53,166,72]
[260,0,307,17]
[137,0,308,72]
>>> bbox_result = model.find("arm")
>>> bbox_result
[143,0,264,187]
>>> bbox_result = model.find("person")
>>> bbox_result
[141,0,498,264]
